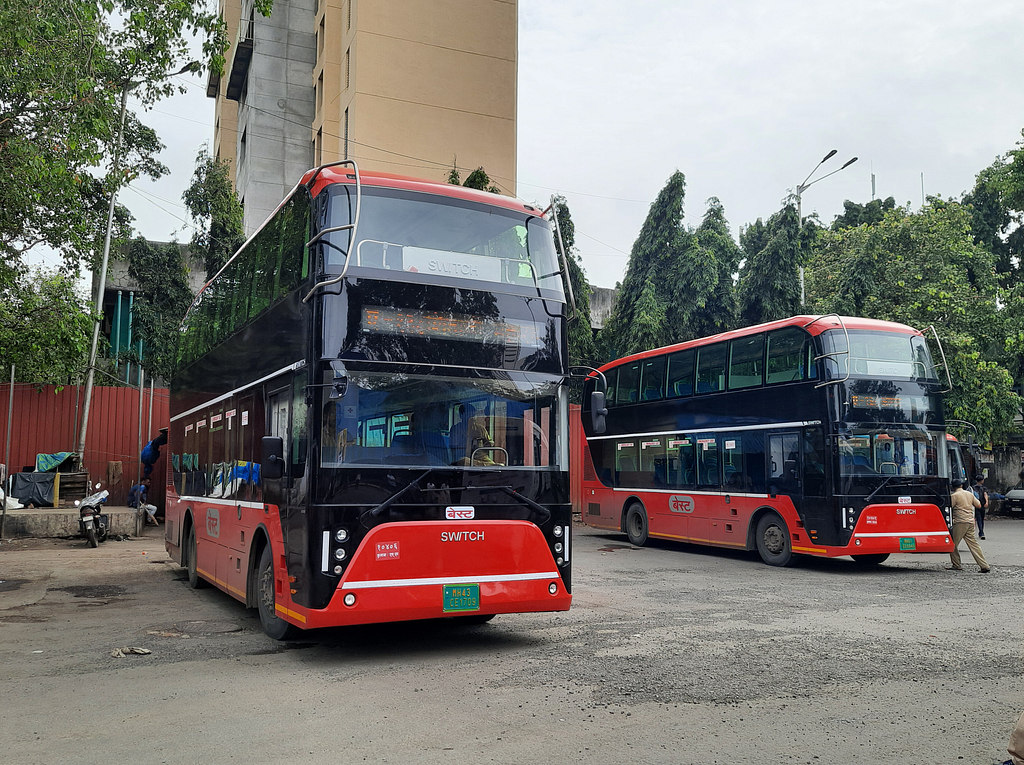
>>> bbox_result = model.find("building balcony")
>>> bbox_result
[225,15,255,102]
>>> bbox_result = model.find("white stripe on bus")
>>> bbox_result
[342,571,558,590]
[176,496,265,509]
[854,531,949,538]
[170,360,306,422]
[586,420,822,441]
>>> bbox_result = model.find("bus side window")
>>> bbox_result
[766,327,812,384]
[640,438,665,487]
[728,334,765,390]
[803,428,825,496]
[696,343,727,394]
[743,432,766,493]
[666,349,694,398]
[615,439,640,487]
[641,356,666,401]
[605,368,618,408]
[697,438,719,487]
[616,362,641,405]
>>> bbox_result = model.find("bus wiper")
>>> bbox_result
[363,468,437,525]
[480,485,552,525]
[865,475,898,503]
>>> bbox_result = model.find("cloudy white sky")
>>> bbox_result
[108,0,1024,290]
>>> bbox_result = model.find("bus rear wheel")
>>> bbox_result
[755,512,793,567]
[185,524,206,589]
[257,545,298,641]
[625,502,649,547]
[851,553,890,566]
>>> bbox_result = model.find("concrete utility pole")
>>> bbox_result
[795,150,858,305]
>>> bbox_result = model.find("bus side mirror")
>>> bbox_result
[590,390,608,435]
[262,436,284,480]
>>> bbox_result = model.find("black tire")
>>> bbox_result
[185,524,207,589]
[851,553,890,566]
[625,502,649,546]
[257,545,299,641]
[85,524,98,548]
[755,512,793,567]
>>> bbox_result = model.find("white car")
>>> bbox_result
[1001,483,1024,513]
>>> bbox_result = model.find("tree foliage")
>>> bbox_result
[598,171,687,359]
[831,196,897,230]
[737,204,802,325]
[0,269,92,384]
[183,148,245,281]
[126,238,194,383]
[550,195,595,371]
[445,159,501,194]
[805,200,1018,443]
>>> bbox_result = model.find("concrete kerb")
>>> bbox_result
[0,505,162,539]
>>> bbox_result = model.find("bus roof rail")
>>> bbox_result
[919,325,952,393]
[303,160,363,303]
[543,196,578,321]
[805,314,851,389]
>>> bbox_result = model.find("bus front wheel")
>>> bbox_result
[755,512,793,567]
[625,502,649,547]
[257,545,298,641]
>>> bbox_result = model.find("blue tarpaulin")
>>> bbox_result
[35,452,75,472]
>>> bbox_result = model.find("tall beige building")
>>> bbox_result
[209,0,518,234]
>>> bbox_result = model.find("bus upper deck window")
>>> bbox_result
[767,327,811,384]
[728,334,765,390]
[696,343,727,394]
[641,357,666,401]
[666,349,694,398]
[616,362,641,405]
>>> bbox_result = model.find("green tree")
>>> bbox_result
[183,148,245,280]
[598,171,687,359]
[0,0,272,282]
[126,238,194,383]
[805,200,1018,444]
[0,269,92,384]
[737,204,802,325]
[664,197,740,342]
[831,196,897,230]
[549,195,595,371]
[445,159,501,194]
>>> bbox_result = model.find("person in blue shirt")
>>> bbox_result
[127,477,158,525]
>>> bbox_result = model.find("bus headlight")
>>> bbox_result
[335,528,349,543]
[548,583,558,595]
[556,556,564,566]
[333,565,343,575]
[553,526,563,538]
[343,593,356,607]
[554,542,563,553]
[334,548,347,561]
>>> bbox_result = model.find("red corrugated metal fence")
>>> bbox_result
[0,384,169,508]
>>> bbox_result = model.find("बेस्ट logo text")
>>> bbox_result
[668,495,695,514]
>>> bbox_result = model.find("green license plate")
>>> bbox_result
[899,537,916,551]
[443,584,480,612]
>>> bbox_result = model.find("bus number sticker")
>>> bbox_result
[669,440,688,448]
[617,442,634,450]
[642,441,661,449]
[206,508,220,538]
[376,542,400,561]
[669,495,695,514]
[865,515,878,525]
[725,440,736,450]
[210,414,222,424]
[242,411,249,426]
[185,424,193,435]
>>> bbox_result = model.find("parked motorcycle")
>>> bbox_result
[76,487,109,548]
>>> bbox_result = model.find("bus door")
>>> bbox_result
[768,432,801,501]
[265,386,291,509]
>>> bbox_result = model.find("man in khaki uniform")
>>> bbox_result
[1007,708,1024,765]
[947,479,990,572]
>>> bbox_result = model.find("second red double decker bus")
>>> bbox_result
[579,315,955,566]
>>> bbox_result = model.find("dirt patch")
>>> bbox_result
[49,585,128,599]
[0,579,29,593]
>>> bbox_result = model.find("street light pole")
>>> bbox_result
[795,150,858,305]
[76,84,130,466]
[76,63,199,468]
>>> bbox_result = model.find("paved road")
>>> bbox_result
[1,518,1022,765]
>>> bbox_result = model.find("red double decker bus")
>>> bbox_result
[579,315,955,566]
[165,162,574,637]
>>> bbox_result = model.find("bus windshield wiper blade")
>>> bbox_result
[363,468,436,524]
[865,475,897,503]
[480,485,552,525]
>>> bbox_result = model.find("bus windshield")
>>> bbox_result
[324,186,565,298]
[320,368,563,469]
[822,330,938,380]
[838,427,947,477]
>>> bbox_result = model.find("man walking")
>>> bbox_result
[947,479,990,572]
[971,474,989,539]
